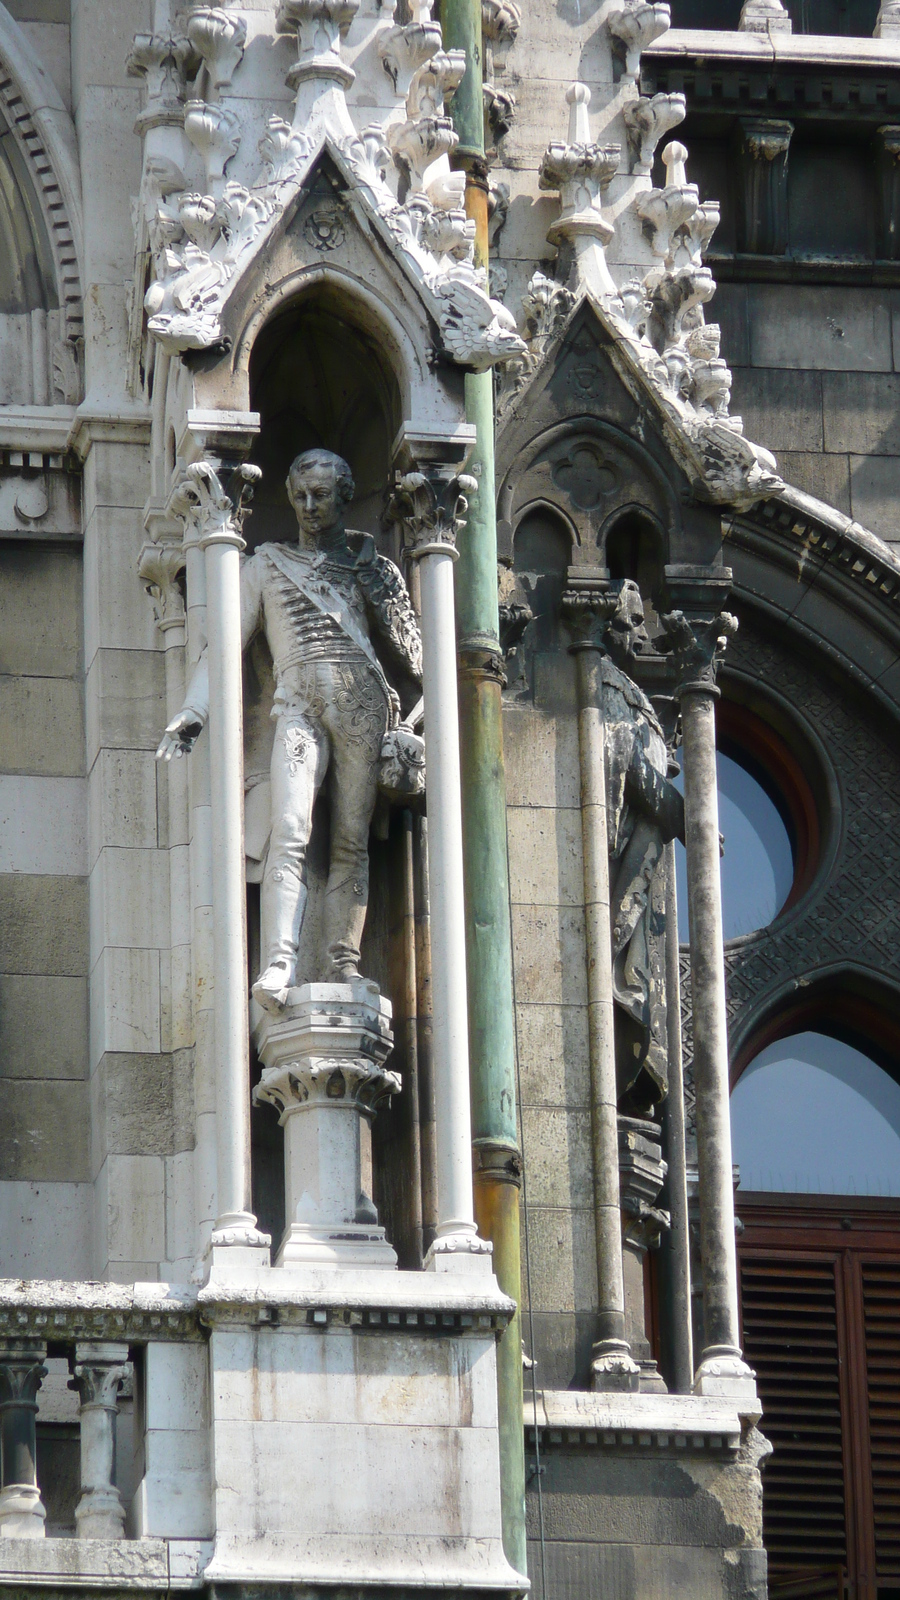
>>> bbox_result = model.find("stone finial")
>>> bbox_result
[623,91,686,176]
[876,1,900,37]
[276,0,360,94]
[739,0,792,32]
[607,2,671,80]
[539,84,620,297]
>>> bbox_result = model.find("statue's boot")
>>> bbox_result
[253,866,307,1012]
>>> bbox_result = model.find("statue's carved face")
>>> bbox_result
[288,461,342,539]
[608,584,650,666]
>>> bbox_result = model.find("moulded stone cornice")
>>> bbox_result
[0,1280,203,1343]
[526,1387,747,1446]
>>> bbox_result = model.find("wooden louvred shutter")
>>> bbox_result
[862,1262,900,1583]
[739,1256,847,1593]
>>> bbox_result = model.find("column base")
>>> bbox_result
[205,1212,272,1273]
[75,1487,126,1541]
[0,1485,46,1538]
[276,1222,398,1270]
[590,1340,641,1394]
[425,1230,494,1277]
[693,1346,760,1409]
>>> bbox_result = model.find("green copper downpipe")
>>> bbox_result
[441,0,527,1577]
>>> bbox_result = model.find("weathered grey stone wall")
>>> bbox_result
[718,282,900,549]
[504,663,599,1390]
[0,541,91,1275]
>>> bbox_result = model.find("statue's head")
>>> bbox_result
[607,578,650,666]
[286,449,354,540]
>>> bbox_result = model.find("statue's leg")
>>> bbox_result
[322,669,387,980]
[254,710,328,1009]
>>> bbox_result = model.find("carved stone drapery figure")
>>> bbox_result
[158,448,423,1010]
[602,581,684,1114]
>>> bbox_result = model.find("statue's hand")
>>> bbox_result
[156,709,205,761]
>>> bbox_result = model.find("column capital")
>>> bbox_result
[387,467,477,560]
[166,459,260,551]
[659,607,738,698]
[0,1342,47,1408]
[69,1343,130,1411]
[561,577,615,651]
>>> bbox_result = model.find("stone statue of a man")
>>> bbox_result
[158,448,423,1010]
[602,580,684,1114]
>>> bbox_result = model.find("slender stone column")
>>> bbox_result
[69,1343,129,1539]
[661,841,694,1394]
[563,587,639,1392]
[661,598,756,1401]
[169,462,270,1264]
[0,1342,47,1538]
[388,468,490,1265]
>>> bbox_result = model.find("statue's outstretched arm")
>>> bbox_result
[156,552,263,762]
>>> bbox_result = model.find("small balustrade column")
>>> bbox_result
[661,587,757,1402]
[69,1343,129,1539]
[388,466,491,1266]
[562,583,639,1392]
[0,1341,47,1538]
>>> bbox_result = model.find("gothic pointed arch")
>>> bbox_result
[0,2,83,399]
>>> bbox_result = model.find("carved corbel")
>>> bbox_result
[481,0,521,75]
[739,0,792,32]
[483,82,517,151]
[876,2,900,36]
[276,0,360,94]
[407,50,466,119]
[187,8,248,95]
[623,91,686,176]
[139,542,187,632]
[184,100,241,197]
[734,118,792,256]
[876,126,900,259]
[636,140,700,267]
[379,19,444,100]
[607,2,671,81]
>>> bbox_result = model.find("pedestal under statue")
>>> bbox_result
[158,447,423,1008]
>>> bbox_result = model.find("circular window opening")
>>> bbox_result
[731,1031,900,1196]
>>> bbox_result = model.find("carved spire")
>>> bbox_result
[276,0,360,98]
[539,83,620,299]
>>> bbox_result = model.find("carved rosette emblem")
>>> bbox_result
[303,201,346,251]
